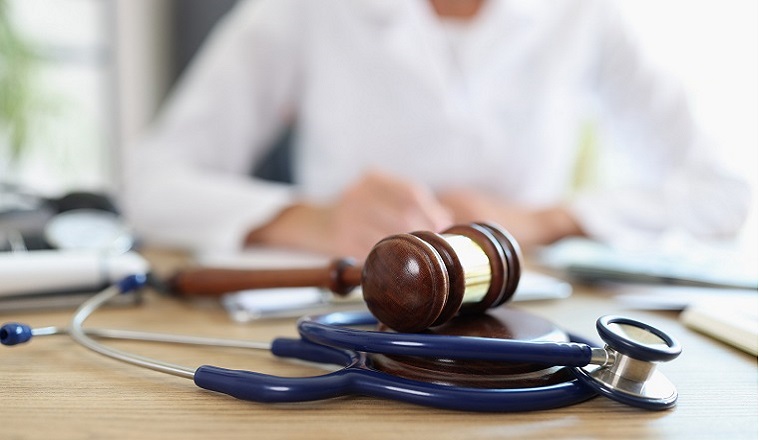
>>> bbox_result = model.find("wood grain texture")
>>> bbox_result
[169,258,361,297]
[361,233,450,332]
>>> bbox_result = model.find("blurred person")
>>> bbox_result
[122,0,750,259]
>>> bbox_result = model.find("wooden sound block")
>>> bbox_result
[371,307,575,388]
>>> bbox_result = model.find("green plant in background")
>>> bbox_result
[0,0,37,167]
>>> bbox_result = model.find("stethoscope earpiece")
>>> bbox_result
[0,322,33,346]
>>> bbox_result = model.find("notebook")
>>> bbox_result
[680,295,758,355]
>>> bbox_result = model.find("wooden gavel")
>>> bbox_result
[169,222,521,332]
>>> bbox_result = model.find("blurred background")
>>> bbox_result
[0,0,756,257]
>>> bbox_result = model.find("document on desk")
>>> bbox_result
[198,248,572,322]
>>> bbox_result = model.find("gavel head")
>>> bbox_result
[361,222,521,333]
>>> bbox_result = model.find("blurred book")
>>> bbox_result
[599,283,756,311]
[680,296,758,355]
[538,237,757,290]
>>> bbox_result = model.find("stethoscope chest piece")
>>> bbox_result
[575,364,677,410]
[573,315,681,410]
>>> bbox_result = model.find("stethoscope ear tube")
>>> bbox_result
[270,337,357,366]
[194,364,354,403]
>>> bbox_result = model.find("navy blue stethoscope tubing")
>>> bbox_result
[194,310,600,411]
[194,335,599,412]
[296,312,595,367]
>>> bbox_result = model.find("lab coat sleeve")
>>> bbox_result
[122,0,302,252]
[569,4,750,244]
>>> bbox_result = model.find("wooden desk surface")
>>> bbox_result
[1,250,757,439]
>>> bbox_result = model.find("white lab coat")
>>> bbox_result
[123,0,749,252]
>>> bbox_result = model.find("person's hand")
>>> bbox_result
[325,170,453,257]
[246,170,453,259]
[438,189,584,249]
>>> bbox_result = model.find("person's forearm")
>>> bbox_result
[245,171,454,259]
[529,205,585,244]
[438,190,585,248]
[244,202,334,254]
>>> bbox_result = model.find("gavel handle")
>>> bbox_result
[168,258,362,297]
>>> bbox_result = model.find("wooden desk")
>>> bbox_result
[1,250,757,439]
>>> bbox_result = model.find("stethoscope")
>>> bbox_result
[1,274,682,412]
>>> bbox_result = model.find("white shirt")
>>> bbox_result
[123,0,749,252]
